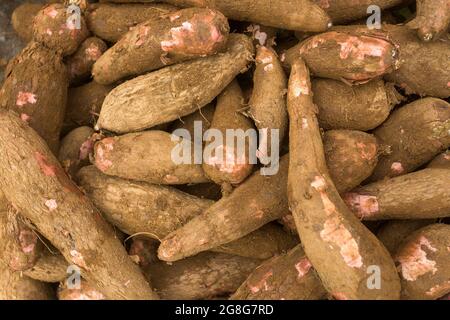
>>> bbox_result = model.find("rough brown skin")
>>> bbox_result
[245,23,278,47]
[11,3,43,42]
[377,220,436,254]
[63,81,113,134]
[66,37,107,85]
[93,130,209,184]
[0,110,157,300]
[170,102,215,139]
[0,42,68,154]
[324,130,379,193]
[162,0,331,32]
[144,252,260,300]
[284,31,399,84]
[394,224,450,300]
[176,182,222,201]
[93,8,230,85]
[203,80,255,186]
[58,279,106,300]
[369,98,450,182]
[312,78,402,131]
[97,33,254,133]
[287,58,400,299]
[345,168,450,221]
[58,126,95,179]
[408,0,450,41]
[33,3,90,56]
[428,151,450,169]
[24,251,69,283]
[231,245,327,300]
[77,165,212,239]
[248,46,288,157]
[86,3,178,43]
[128,237,159,267]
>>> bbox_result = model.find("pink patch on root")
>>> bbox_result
[85,46,102,61]
[426,281,450,297]
[337,36,385,60]
[256,47,274,65]
[79,138,94,160]
[164,175,179,184]
[248,270,273,294]
[46,28,53,36]
[447,82,450,88]
[19,230,37,254]
[34,152,57,177]
[205,145,249,177]
[391,162,404,174]
[45,199,58,211]
[135,26,150,47]
[44,6,58,18]
[20,113,30,123]
[396,236,438,281]
[357,142,377,161]
[94,138,114,172]
[333,292,349,300]
[70,250,87,269]
[295,258,312,278]
[344,193,379,219]
[16,91,37,107]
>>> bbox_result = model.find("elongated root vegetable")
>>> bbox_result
[24,250,68,283]
[284,31,399,84]
[86,3,178,43]
[394,224,450,300]
[287,58,400,299]
[428,151,450,169]
[94,130,209,184]
[58,279,106,300]
[248,46,288,157]
[231,245,326,300]
[345,168,450,220]
[0,42,67,154]
[11,3,43,42]
[369,98,450,182]
[66,37,108,85]
[203,80,254,185]
[0,110,157,300]
[33,4,90,56]
[97,33,254,133]
[93,8,230,85]
[170,103,215,139]
[144,252,260,300]
[312,79,402,131]
[407,0,450,41]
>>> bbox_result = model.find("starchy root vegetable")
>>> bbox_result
[24,251,68,283]
[428,151,450,169]
[129,237,159,267]
[369,98,450,182]
[63,81,113,134]
[33,4,90,56]
[0,110,157,300]
[144,252,260,300]
[11,3,43,42]
[58,279,106,300]
[394,224,450,300]
[203,80,255,185]
[231,245,327,300]
[284,31,399,84]
[248,46,287,157]
[66,37,108,85]
[86,3,178,43]
[286,58,400,299]
[77,165,213,239]
[93,8,230,85]
[0,42,68,154]
[176,182,222,201]
[171,103,215,139]
[407,0,450,41]
[312,78,402,131]
[324,130,379,193]
[96,33,254,133]
[58,126,95,178]
[377,220,436,254]
[345,168,450,221]
[93,130,209,184]
[245,24,278,47]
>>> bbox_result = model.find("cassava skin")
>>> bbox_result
[86,3,178,43]
[176,182,222,201]
[11,3,43,42]
[407,0,450,41]
[203,80,255,185]
[161,0,331,32]
[93,8,230,85]
[312,78,402,131]
[58,126,95,178]
[428,151,450,169]
[248,46,288,157]
[66,37,108,85]
[144,252,260,300]
[324,130,379,193]
[170,103,215,139]
[0,42,68,154]
[377,220,436,254]
[245,23,278,47]
[369,98,450,181]
[129,237,159,267]
[230,245,327,300]
[344,168,450,221]
[77,165,213,239]
[394,224,450,300]
[58,279,106,300]
[93,130,209,184]
[24,251,69,283]
[33,4,90,56]
[63,81,113,134]
[286,58,400,299]
[0,110,157,300]
[97,33,254,133]
[284,31,399,84]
